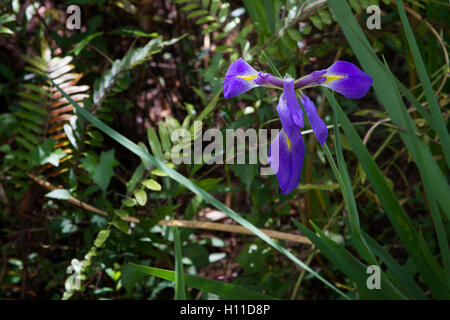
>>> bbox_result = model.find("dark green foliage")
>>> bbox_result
[0,0,448,300]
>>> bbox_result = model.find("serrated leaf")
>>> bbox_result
[93,149,118,194]
[36,149,67,167]
[32,139,66,167]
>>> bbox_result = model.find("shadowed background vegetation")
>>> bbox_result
[0,0,449,300]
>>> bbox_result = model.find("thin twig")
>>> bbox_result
[26,172,139,222]
[362,107,443,145]
[290,249,317,299]
[26,173,312,244]
[158,220,312,245]
[87,43,114,65]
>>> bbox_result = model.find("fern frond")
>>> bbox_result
[13,53,89,176]
[92,35,184,110]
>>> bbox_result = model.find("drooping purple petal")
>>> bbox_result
[276,94,295,140]
[268,130,291,192]
[283,78,304,128]
[285,132,305,194]
[276,93,304,152]
[320,61,372,99]
[223,58,258,99]
[268,129,305,195]
[300,94,328,145]
[269,94,306,194]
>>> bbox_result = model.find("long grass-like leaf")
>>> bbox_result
[381,58,450,287]
[328,103,376,265]
[363,232,428,300]
[328,0,450,218]
[174,227,186,300]
[292,220,406,299]
[324,89,450,298]
[196,90,221,122]
[130,263,278,300]
[395,0,450,169]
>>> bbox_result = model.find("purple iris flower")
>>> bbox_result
[223,58,372,194]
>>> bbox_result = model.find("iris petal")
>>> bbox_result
[294,70,327,88]
[225,58,257,78]
[223,58,258,99]
[321,61,372,99]
[276,94,296,140]
[300,94,328,145]
[285,133,305,194]
[223,77,257,99]
[269,93,305,194]
[268,130,291,192]
[283,78,304,128]
[268,130,305,195]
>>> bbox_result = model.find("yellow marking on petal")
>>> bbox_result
[284,132,291,153]
[237,75,257,81]
[323,74,346,84]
